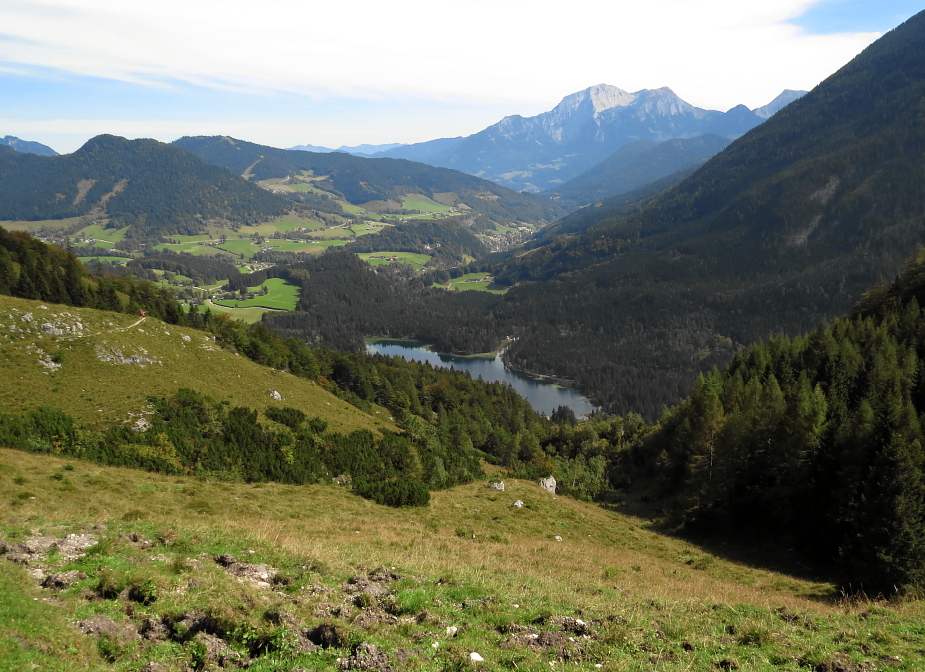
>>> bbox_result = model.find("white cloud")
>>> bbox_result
[0,0,883,112]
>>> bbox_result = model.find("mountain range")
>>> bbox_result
[309,85,804,193]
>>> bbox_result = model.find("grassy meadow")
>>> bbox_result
[443,273,509,295]
[0,295,390,436]
[2,447,924,671]
[214,278,300,311]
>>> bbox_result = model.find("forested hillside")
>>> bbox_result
[0,136,292,238]
[629,248,925,593]
[547,134,731,211]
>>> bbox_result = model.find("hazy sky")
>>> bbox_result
[0,0,920,153]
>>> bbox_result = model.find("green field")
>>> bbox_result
[445,272,509,294]
[240,215,327,235]
[213,238,262,257]
[77,256,130,266]
[0,217,84,233]
[214,277,300,311]
[75,223,130,244]
[201,300,276,324]
[401,194,453,213]
[349,224,382,237]
[358,251,431,268]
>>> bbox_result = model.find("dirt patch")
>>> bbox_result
[213,553,277,588]
[75,614,138,642]
[337,642,392,671]
[73,179,98,206]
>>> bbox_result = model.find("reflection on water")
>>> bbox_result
[365,340,596,417]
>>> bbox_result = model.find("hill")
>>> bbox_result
[5,446,925,672]
[0,294,389,437]
[474,10,925,417]
[377,85,781,192]
[171,136,565,230]
[0,135,293,239]
[546,134,732,211]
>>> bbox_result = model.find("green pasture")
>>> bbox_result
[401,194,453,213]
[76,222,130,243]
[358,251,431,268]
[445,272,509,294]
[305,227,354,240]
[73,239,117,249]
[215,238,262,257]
[214,278,300,311]
[349,224,383,237]
[77,256,129,266]
[0,217,84,233]
[201,301,274,323]
[154,239,224,256]
[240,215,326,235]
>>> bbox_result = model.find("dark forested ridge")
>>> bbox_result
[172,135,565,227]
[0,135,292,238]
[465,10,925,417]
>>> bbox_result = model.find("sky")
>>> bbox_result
[0,0,921,154]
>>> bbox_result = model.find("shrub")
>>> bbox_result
[353,476,430,507]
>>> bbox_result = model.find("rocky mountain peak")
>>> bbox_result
[552,84,636,119]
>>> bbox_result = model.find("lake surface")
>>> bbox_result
[365,340,596,417]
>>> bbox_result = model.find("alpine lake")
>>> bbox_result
[365,339,596,417]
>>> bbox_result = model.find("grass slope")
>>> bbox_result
[0,295,391,435]
[2,448,923,671]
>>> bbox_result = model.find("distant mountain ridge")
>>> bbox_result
[287,142,405,156]
[174,136,564,228]
[1,135,58,156]
[372,85,804,192]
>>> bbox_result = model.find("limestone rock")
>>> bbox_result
[487,481,505,491]
[539,476,557,494]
